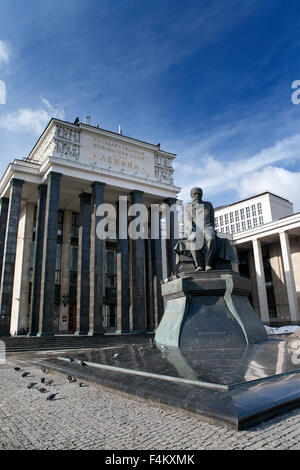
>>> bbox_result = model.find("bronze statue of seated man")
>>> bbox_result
[177,187,238,273]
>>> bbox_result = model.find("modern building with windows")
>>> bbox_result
[0,118,180,336]
[215,192,293,235]
[216,193,300,326]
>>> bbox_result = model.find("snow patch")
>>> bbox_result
[264,324,300,335]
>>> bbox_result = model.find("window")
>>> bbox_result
[242,221,246,231]
[225,214,229,224]
[231,224,235,234]
[258,203,262,215]
[71,213,80,241]
[225,225,230,233]
[214,217,219,228]
[220,215,224,226]
[57,210,64,238]
[246,207,250,218]
[235,210,239,222]
[230,212,234,223]
[105,250,117,287]
[251,204,256,216]
[259,216,264,225]
[70,246,78,272]
[236,223,241,232]
[253,217,258,227]
[240,208,245,220]
[247,219,252,229]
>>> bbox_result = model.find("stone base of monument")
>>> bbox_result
[35,337,300,430]
[32,271,300,430]
[155,270,268,348]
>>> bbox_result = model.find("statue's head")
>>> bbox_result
[190,187,203,200]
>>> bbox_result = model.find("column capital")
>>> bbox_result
[91,181,105,189]
[130,190,144,197]
[11,178,24,187]
[0,197,9,205]
[164,197,177,206]
[48,171,62,179]
[37,183,47,194]
[79,192,92,202]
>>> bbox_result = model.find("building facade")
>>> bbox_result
[215,192,293,235]
[216,193,300,326]
[0,118,180,336]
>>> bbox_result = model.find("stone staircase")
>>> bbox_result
[1,333,151,353]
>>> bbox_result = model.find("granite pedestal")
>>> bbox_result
[154,271,268,348]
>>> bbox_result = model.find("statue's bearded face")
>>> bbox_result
[191,187,203,201]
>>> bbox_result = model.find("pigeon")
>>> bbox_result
[78,382,84,387]
[138,346,144,351]
[37,387,48,393]
[41,367,50,373]
[160,345,168,354]
[67,375,76,383]
[74,117,80,126]
[41,377,46,383]
[27,382,37,389]
[46,393,58,401]
[45,380,54,386]
[21,372,30,377]
[80,361,87,368]
[14,367,21,371]
[113,353,121,359]
[68,357,75,363]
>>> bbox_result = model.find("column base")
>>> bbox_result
[74,331,89,336]
[36,332,54,337]
[115,329,131,335]
[27,332,37,337]
[88,330,105,336]
[0,332,11,337]
[130,329,148,335]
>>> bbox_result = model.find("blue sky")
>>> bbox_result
[1,0,300,208]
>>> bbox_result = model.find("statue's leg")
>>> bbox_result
[204,227,216,269]
[190,249,204,270]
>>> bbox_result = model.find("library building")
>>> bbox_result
[0,118,179,336]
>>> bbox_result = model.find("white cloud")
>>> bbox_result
[238,166,300,211]
[0,40,10,64]
[0,97,64,134]
[174,132,300,207]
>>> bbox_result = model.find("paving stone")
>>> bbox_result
[0,357,299,450]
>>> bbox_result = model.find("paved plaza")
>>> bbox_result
[0,352,300,451]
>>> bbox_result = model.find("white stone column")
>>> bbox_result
[252,238,270,323]
[279,231,299,322]
[11,203,35,335]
